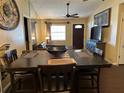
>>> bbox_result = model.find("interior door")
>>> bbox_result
[119,17,124,64]
[73,24,84,49]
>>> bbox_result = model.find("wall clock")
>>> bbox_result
[0,0,20,30]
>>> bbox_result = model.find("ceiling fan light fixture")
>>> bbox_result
[67,3,69,6]
[82,0,104,1]
[65,2,79,18]
[83,0,88,1]
[66,14,70,17]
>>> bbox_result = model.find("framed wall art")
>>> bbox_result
[0,0,20,30]
[94,8,111,27]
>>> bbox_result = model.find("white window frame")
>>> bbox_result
[50,24,66,41]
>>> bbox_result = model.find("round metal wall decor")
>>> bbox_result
[0,0,20,30]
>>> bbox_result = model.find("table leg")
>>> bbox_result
[72,70,79,93]
[0,71,3,93]
[10,72,15,93]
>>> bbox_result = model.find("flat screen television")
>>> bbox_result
[90,26,102,41]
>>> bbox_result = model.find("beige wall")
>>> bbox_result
[37,18,88,48]
[0,0,28,56]
[39,20,47,44]
[30,19,47,45]
[120,0,124,3]
[88,0,124,64]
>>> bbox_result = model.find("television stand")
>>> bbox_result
[86,39,105,57]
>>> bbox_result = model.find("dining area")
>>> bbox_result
[0,45,111,93]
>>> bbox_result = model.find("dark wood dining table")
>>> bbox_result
[6,49,111,71]
[6,49,111,92]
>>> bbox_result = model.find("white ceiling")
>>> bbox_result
[29,0,104,19]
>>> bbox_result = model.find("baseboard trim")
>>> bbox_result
[104,58,119,66]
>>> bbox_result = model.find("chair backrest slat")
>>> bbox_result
[56,74,60,90]
[64,72,68,90]
[11,49,18,60]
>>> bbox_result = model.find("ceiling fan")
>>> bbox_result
[82,0,104,1]
[65,3,79,18]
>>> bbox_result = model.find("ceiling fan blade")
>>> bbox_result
[83,0,88,1]
[70,13,78,16]
[67,15,79,18]
[72,15,79,18]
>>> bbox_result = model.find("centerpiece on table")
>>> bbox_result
[46,45,68,57]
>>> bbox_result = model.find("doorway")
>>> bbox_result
[31,21,37,50]
[73,24,84,49]
[119,15,124,64]
[23,17,29,50]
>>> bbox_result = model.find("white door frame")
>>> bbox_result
[118,13,124,64]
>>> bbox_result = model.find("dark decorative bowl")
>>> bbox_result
[46,45,68,56]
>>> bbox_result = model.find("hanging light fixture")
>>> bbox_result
[82,0,104,1]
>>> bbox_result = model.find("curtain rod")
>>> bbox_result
[45,21,70,24]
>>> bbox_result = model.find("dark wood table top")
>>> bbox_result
[6,50,112,71]
[68,50,111,68]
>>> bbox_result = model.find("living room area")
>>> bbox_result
[23,0,124,65]
[1,0,123,63]
[1,0,124,93]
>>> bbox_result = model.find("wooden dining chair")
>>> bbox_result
[38,64,75,93]
[1,50,14,80]
[4,51,13,64]
[3,49,37,93]
[77,67,100,93]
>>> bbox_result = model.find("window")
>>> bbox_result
[50,25,66,41]
[75,25,83,29]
